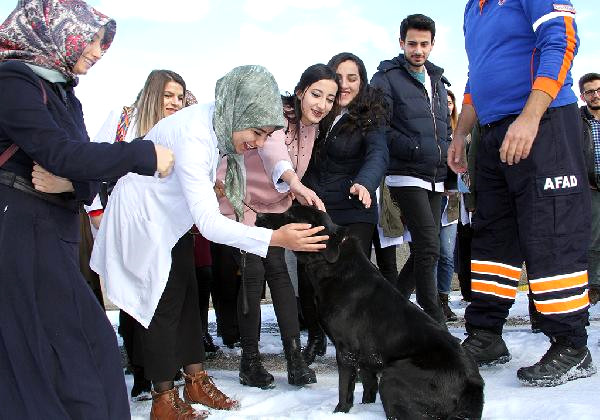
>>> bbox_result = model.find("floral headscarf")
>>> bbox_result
[0,0,116,85]
[213,65,285,221]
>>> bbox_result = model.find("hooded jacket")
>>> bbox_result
[371,54,451,185]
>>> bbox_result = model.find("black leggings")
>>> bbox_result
[238,246,300,351]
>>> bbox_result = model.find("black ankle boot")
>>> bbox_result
[130,365,152,401]
[203,333,221,359]
[239,350,274,389]
[284,336,317,386]
[302,328,326,365]
[439,292,458,322]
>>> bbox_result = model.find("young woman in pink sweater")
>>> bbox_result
[215,64,339,388]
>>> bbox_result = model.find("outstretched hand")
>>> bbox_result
[288,177,326,211]
[270,223,329,252]
[349,183,371,208]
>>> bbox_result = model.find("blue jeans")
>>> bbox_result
[436,222,457,294]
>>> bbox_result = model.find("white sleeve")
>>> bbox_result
[172,129,272,257]
[272,160,294,193]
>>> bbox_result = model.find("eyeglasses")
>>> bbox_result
[583,87,600,98]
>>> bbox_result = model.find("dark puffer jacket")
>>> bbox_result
[371,54,451,184]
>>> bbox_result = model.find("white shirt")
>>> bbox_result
[90,103,272,328]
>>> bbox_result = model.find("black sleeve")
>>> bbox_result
[0,64,156,183]
[353,126,389,193]
[370,71,420,161]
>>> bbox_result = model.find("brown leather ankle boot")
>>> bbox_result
[150,387,209,420]
[183,371,240,410]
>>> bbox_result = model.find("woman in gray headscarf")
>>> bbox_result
[91,65,328,418]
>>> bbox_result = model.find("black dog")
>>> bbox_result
[256,204,484,419]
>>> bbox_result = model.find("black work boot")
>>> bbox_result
[239,350,275,389]
[302,327,327,365]
[462,328,511,367]
[284,336,317,385]
[439,292,458,322]
[517,338,596,386]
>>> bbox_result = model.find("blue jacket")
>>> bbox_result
[371,55,451,184]
[463,0,579,124]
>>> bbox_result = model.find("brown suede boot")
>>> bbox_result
[150,387,209,420]
[183,371,240,410]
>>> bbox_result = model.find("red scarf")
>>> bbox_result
[0,0,115,85]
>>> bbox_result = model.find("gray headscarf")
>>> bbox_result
[213,65,285,221]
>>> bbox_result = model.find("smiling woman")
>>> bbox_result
[90,64,330,418]
[214,63,338,390]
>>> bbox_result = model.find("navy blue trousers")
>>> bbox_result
[465,104,591,348]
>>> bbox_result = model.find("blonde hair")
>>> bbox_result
[134,70,186,137]
[447,89,458,132]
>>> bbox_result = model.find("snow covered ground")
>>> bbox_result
[108,292,600,420]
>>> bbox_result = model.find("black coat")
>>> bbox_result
[371,55,451,184]
[0,60,156,418]
[581,106,599,189]
[303,113,388,226]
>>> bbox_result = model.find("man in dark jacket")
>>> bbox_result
[371,13,450,325]
[580,72,600,305]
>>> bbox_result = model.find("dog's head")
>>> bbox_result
[256,203,347,264]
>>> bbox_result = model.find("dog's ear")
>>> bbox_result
[322,228,346,263]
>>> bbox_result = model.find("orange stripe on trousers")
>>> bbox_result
[535,294,590,315]
[530,273,588,293]
[471,262,521,280]
[472,280,517,299]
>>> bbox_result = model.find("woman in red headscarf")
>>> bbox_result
[0,1,174,418]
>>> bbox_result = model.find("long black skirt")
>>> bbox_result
[0,185,129,419]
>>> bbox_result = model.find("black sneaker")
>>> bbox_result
[517,341,596,387]
[462,329,511,367]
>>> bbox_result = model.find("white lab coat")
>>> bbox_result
[90,103,272,328]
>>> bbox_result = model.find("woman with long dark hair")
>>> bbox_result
[300,52,389,364]
[216,63,339,388]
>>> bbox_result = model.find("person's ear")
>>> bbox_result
[296,89,304,100]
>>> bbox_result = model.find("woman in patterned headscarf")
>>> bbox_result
[0,1,175,418]
[91,65,329,418]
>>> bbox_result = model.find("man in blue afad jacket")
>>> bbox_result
[448,0,596,386]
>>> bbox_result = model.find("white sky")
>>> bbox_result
[0,0,598,136]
